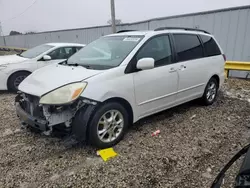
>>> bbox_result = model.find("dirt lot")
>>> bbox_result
[0,51,250,187]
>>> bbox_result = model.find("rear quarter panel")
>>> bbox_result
[205,55,225,89]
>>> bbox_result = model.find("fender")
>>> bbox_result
[71,104,97,142]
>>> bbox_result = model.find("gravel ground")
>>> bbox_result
[0,70,250,187]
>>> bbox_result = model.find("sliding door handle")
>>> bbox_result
[169,67,177,73]
[179,65,187,70]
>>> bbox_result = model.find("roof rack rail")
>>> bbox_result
[154,27,210,34]
[116,30,137,33]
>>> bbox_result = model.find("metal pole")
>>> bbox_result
[0,22,6,46]
[110,0,116,33]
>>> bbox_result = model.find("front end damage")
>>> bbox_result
[15,92,97,141]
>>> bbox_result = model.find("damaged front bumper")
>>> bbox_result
[15,92,98,139]
[16,102,49,131]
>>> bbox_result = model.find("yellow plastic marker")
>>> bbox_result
[97,148,118,162]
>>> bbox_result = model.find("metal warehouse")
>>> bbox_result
[0,5,250,63]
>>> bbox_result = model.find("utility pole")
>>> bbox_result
[0,22,6,46]
[110,0,116,33]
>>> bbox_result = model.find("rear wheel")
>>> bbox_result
[87,102,129,149]
[201,77,219,105]
[8,72,30,92]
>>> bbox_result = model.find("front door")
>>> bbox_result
[37,47,77,68]
[132,35,179,118]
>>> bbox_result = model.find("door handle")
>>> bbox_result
[169,67,177,73]
[179,65,187,70]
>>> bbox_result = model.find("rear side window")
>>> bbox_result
[173,34,203,62]
[200,35,221,57]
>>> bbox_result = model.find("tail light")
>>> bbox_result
[223,54,226,61]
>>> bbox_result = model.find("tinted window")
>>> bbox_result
[136,35,172,67]
[174,34,203,62]
[200,35,221,57]
[48,47,76,60]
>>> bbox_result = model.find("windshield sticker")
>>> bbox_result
[123,37,140,42]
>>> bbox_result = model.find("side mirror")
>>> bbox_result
[43,55,51,61]
[136,58,155,70]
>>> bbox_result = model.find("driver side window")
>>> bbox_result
[47,47,75,60]
[136,35,173,67]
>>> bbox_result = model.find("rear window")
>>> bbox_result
[200,35,221,57]
[173,34,203,62]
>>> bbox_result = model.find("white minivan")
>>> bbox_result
[15,27,225,148]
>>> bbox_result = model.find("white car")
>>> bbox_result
[16,27,225,148]
[0,43,85,91]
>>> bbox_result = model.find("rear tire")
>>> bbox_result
[8,72,30,92]
[87,102,129,149]
[201,77,219,105]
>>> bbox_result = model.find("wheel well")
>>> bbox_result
[103,97,134,124]
[7,70,31,89]
[211,74,220,86]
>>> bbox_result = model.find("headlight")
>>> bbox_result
[39,82,87,105]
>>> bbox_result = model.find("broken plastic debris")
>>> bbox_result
[190,114,197,120]
[97,148,118,162]
[152,130,160,136]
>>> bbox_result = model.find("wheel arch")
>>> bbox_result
[210,74,220,87]
[7,70,32,90]
[102,97,134,125]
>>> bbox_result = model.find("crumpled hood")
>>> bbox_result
[0,54,29,65]
[18,64,104,97]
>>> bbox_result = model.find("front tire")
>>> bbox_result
[8,72,30,92]
[88,102,129,149]
[201,77,219,105]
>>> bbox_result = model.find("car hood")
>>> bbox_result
[0,54,29,65]
[18,64,104,97]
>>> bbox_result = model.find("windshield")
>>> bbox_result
[67,36,144,69]
[20,44,54,59]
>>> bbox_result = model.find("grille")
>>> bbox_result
[21,93,45,119]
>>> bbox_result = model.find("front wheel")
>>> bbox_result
[88,102,129,149]
[8,72,30,92]
[201,77,219,105]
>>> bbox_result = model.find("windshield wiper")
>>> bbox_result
[63,62,93,69]
[81,65,93,69]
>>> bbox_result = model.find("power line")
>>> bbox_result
[2,0,39,23]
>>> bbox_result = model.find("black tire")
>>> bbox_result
[8,71,30,92]
[201,77,219,105]
[87,102,129,149]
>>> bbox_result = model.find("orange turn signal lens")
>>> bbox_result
[72,87,84,100]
